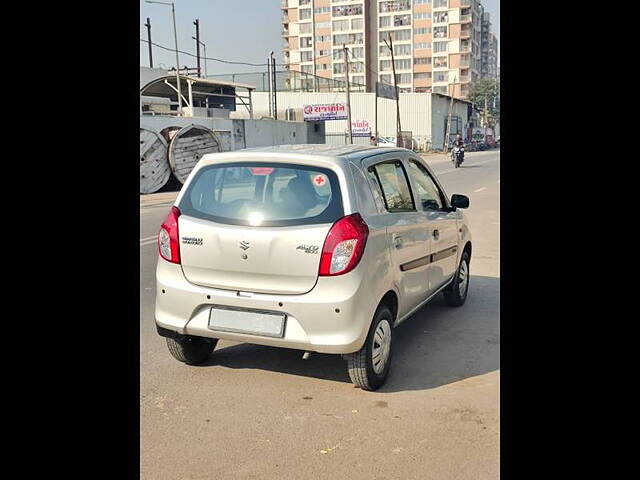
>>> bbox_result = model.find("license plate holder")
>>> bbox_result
[207,307,286,338]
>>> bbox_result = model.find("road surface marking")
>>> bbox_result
[438,157,499,175]
[474,187,487,193]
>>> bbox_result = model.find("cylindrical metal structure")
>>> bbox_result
[168,125,222,184]
[140,128,171,194]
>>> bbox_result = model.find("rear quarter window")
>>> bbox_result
[178,162,344,227]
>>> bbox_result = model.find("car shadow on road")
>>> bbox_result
[197,275,500,392]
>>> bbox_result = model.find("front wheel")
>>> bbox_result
[345,305,394,391]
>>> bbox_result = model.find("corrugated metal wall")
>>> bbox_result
[242,92,469,151]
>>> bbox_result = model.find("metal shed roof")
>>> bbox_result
[140,75,255,97]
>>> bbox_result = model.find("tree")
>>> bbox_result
[468,78,500,128]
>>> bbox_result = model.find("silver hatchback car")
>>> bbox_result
[155,145,471,390]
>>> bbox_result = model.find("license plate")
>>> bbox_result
[207,307,286,338]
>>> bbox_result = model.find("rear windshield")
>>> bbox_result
[178,162,344,227]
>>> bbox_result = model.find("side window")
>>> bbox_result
[408,160,446,211]
[368,161,415,212]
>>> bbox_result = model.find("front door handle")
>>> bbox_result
[432,229,440,240]
[392,234,403,249]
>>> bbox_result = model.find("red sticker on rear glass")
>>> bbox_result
[313,174,327,186]
[250,167,274,175]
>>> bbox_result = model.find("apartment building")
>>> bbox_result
[480,10,498,79]
[281,0,492,98]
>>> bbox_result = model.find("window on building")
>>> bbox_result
[350,47,364,58]
[395,59,411,70]
[333,33,363,45]
[314,7,331,14]
[414,12,432,19]
[414,57,432,64]
[414,0,432,4]
[300,23,312,34]
[300,36,312,48]
[414,27,431,35]
[433,0,448,7]
[380,74,393,83]
[301,51,313,62]
[433,56,447,68]
[334,63,345,74]
[394,44,411,55]
[433,26,447,38]
[395,73,412,84]
[380,60,392,71]
[317,49,330,57]
[379,45,391,57]
[433,85,447,94]
[394,14,411,26]
[333,19,349,31]
[315,35,330,42]
[315,22,331,29]
[414,42,431,50]
[379,1,411,13]
[433,41,448,52]
[352,76,365,85]
[301,64,313,73]
[316,63,330,71]
[414,72,431,79]
[300,8,312,20]
[333,49,345,60]
[380,29,411,42]
[434,12,448,23]
[434,71,448,82]
[332,4,363,17]
[379,15,391,27]
[351,18,363,30]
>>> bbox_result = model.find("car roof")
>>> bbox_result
[238,144,409,161]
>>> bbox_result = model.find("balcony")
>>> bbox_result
[460,14,472,23]
[460,43,471,52]
[460,28,471,38]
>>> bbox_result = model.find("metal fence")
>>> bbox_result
[208,70,366,93]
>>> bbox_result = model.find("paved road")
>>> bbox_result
[140,150,500,480]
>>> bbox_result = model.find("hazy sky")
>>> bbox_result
[139,0,500,76]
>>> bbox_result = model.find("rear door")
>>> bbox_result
[406,158,459,293]
[364,155,431,318]
[176,161,344,295]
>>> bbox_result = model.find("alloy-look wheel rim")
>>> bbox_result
[458,259,469,298]
[372,319,392,375]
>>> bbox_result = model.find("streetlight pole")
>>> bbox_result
[146,1,182,115]
[193,19,201,78]
[192,37,207,77]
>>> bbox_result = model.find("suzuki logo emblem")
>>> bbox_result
[239,240,250,251]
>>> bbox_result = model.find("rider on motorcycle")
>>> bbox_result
[452,133,465,163]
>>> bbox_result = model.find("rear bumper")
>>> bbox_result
[154,258,377,354]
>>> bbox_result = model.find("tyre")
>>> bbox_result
[443,250,470,307]
[166,336,217,365]
[345,305,394,391]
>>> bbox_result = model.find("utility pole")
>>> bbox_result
[384,36,401,147]
[344,44,353,144]
[443,80,456,153]
[145,18,153,68]
[193,19,201,77]
[267,53,273,117]
[271,52,278,120]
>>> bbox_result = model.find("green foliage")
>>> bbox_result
[468,78,500,126]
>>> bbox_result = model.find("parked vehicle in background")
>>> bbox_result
[154,145,472,391]
[377,136,397,148]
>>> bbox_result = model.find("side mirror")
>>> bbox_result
[451,194,469,209]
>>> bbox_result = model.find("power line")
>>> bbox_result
[140,38,287,67]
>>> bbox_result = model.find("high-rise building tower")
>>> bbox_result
[281,0,493,98]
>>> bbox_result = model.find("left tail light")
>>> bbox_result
[158,206,181,264]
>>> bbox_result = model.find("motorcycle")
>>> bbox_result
[451,145,464,168]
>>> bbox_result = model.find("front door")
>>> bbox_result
[406,158,459,294]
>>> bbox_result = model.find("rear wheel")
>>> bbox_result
[345,305,393,391]
[166,336,217,365]
[443,251,470,306]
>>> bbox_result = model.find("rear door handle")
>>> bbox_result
[392,234,403,249]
